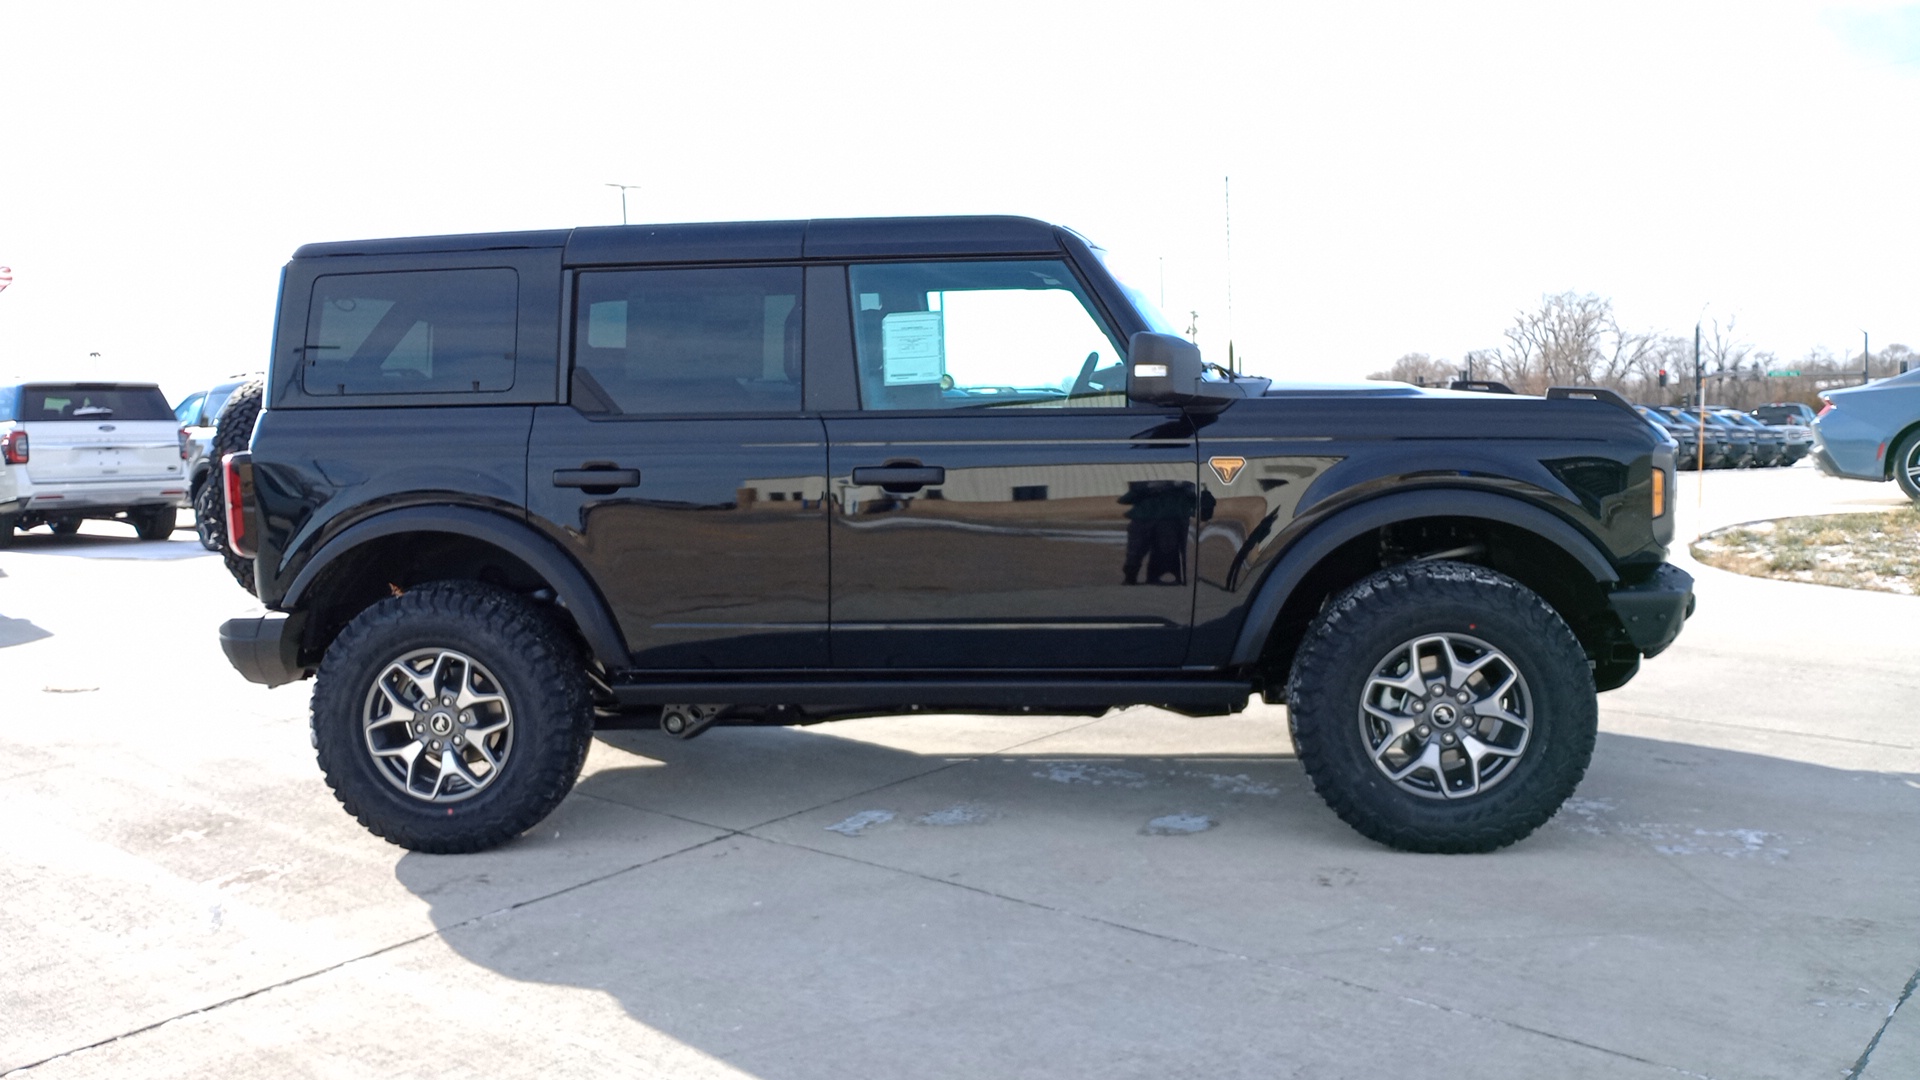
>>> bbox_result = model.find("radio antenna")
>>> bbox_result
[1224,176,1236,374]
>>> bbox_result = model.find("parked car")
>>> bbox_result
[1723,409,1808,466]
[1713,409,1785,467]
[175,375,260,548]
[1658,406,1743,468]
[1752,402,1817,427]
[217,215,1694,857]
[0,381,188,544]
[1812,368,1920,502]
[1636,406,1699,469]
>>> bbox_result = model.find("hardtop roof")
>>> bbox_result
[290,215,1068,264]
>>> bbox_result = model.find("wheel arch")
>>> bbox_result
[282,506,628,671]
[1883,420,1920,481]
[1229,489,1621,673]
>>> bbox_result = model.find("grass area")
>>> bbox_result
[1691,506,1920,595]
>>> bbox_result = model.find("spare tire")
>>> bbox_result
[206,378,264,595]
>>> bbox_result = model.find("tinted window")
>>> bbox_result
[303,269,517,395]
[572,266,802,415]
[20,385,173,421]
[204,383,239,423]
[846,260,1125,411]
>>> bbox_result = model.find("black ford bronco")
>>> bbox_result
[217,216,1694,855]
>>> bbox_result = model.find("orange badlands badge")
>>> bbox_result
[1208,456,1247,484]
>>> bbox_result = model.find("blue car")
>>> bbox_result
[1812,368,1920,502]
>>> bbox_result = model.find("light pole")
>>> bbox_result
[604,183,641,225]
[1862,329,1870,385]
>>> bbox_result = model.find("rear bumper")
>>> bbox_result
[219,613,310,687]
[1607,564,1696,658]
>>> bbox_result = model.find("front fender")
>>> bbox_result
[1227,488,1619,666]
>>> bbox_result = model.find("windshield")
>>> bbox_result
[1087,244,1179,337]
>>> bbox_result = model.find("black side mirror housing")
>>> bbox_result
[1125,332,1245,408]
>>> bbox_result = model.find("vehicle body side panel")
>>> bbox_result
[250,405,535,608]
[1814,376,1920,481]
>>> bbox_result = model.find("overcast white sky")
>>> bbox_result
[3,1,1917,400]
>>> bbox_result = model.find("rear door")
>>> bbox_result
[20,384,182,483]
[526,263,830,669]
[819,258,1197,670]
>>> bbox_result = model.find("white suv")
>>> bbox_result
[0,381,189,546]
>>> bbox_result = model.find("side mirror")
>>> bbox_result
[1126,332,1240,408]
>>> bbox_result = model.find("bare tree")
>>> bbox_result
[1367,352,1459,386]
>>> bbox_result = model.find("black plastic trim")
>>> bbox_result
[1228,489,1622,666]
[1605,563,1696,657]
[219,612,310,687]
[609,677,1251,708]
[279,505,629,669]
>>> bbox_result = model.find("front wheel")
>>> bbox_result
[1894,430,1920,504]
[310,581,594,853]
[1286,561,1597,854]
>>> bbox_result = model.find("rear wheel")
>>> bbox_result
[1286,560,1597,854]
[134,507,177,540]
[1894,430,1920,504]
[310,581,594,853]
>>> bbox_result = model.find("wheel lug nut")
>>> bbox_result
[1457,691,1470,703]
[1442,733,1456,744]
[1411,702,1424,712]
[1418,725,1430,737]
[1430,684,1444,696]
[432,739,443,749]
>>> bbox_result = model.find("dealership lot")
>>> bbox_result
[2,467,1915,1080]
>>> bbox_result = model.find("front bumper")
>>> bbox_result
[219,613,310,688]
[1607,564,1696,658]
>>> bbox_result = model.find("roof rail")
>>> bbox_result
[1447,379,1516,394]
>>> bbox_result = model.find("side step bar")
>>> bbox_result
[607,678,1252,710]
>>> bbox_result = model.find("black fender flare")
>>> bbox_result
[1227,489,1620,666]
[281,505,629,670]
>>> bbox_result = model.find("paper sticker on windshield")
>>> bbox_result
[881,311,944,385]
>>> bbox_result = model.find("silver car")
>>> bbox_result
[1812,368,1920,502]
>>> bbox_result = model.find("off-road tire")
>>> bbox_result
[208,378,263,593]
[1286,560,1597,854]
[310,581,594,853]
[1894,429,1920,504]
[192,480,222,550]
[134,507,177,540]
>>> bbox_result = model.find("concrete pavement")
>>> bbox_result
[2,466,1915,1079]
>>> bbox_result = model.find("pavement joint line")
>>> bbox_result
[1604,707,1919,751]
[1843,960,1920,1079]
[736,832,1718,1077]
[0,832,736,1078]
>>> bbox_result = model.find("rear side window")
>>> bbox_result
[572,266,802,415]
[19,385,172,421]
[303,269,517,395]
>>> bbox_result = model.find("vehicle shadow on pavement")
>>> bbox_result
[0,613,51,647]
[1,530,211,560]
[388,725,1920,1080]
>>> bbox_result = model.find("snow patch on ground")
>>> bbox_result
[824,809,895,836]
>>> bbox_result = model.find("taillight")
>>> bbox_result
[178,427,189,461]
[2,430,26,465]
[223,452,254,558]
[1816,399,1835,419]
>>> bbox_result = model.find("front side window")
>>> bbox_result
[303,269,517,395]
[572,266,802,415]
[847,261,1126,411]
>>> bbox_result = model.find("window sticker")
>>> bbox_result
[881,311,944,386]
[587,301,628,349]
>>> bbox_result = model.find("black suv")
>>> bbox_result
[217,216,1694,856]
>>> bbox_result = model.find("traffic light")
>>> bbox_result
[1658,368,1669,387]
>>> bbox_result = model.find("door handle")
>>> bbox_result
[851,465,945,493]
[553,466,642,492]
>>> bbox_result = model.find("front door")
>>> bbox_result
[823,258,1198,669]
